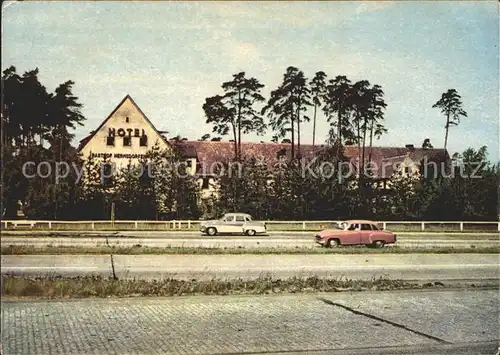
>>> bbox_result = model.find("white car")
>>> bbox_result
[200,213,266,236]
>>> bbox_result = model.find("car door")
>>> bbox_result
[344,223,361,245]
[233,215,246,233]
[360,223,374,244]
[218,215,233,233]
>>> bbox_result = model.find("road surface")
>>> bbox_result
[2,290,498,354]
[2,234,499,249]
[2,254,499,281]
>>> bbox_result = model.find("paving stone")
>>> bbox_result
[1,290,497,354]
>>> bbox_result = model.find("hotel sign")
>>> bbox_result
[108,128,146,137]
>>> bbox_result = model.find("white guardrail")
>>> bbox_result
[1,220,500,231]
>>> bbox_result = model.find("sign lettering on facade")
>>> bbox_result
[90,153,147,159]
[108,128,146,137]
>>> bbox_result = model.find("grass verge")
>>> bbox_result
[2,275,457,299]
[2,245,499,255]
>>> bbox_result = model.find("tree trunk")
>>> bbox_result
[312,104,317,149]
[356,113,361,172]
[297,99,301,159]
[237,90,242,161]
[291,106,295,160]
[368,120,374,166]
[444,113,450,152]
[231,123,238,161]
[360,120,367,187]
[337,102,342,145]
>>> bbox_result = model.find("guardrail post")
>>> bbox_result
[91,222,95,229]
[135,221,138,229]
[460,222,463,232]
[48,222,52,229]
[383,222,387,230]
[302,222,306,230]
[498,222,500,232]
[188,220,191,229]
[421,222,425,231]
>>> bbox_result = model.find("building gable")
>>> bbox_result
[78,95,170,164]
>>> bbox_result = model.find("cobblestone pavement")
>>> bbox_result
[2,290,498,354]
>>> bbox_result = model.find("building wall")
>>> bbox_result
[79,96,170,170]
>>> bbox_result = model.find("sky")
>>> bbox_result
[2,1,499,161]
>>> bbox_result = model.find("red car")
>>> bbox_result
[315,220,396,248]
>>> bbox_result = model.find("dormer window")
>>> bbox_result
[125,116,130,123]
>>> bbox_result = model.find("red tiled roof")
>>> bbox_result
[173,141,449,179]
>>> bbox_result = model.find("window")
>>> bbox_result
[106,136,115,146]
[347,224,358,231]
[361,224,372,231]
[140,135,148,147]
[201,177,210,190]
[404,167,410,175]
[123,136,131,146]
[101,163,114,186]
[125,116,130,123]
[371,224,379,231]
[224,215,234,222]
[235,216,245,222]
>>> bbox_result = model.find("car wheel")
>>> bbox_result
[246,229,256,236]
[207,227,217,236]
[326,239,339,248]
[372,240,385,248]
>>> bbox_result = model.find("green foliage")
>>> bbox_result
[309,71,328,147]
[323,75,353,144]
[432,88,467,151]
[262,66,312,159]
[1,66,86,218]
[203,72,266,160]
[212,142,498,221]
[3,65,496,222]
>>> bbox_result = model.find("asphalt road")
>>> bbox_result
[2,254,499,281]
[3,230,499,238]
[2,290,498,354]
[2,235,499,249]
